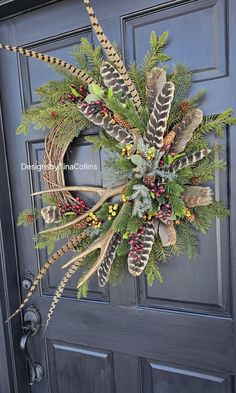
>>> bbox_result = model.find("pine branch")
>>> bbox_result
[145,248,163,286]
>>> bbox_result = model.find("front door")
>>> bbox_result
[0,0,235,392]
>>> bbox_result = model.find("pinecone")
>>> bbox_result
[113,114,131,129]
[191,176,202,185]
[51,111,58,119]
[163,130,176,148]
[143,175,155,186]
[180,100,190,112]
[25,214,34,223]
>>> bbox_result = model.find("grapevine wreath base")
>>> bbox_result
[0,0,234,328]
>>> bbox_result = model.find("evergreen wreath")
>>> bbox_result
[1,0,234,328]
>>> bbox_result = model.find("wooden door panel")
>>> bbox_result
[0,0,235,392]
[123,0,231,317]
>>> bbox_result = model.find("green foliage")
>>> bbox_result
[96,202,110,221]
[109,255,128,286]
[17,208,40,227]
[128,184,152,217]
[72,38,104,81]
[129,31,170,105]
[193,201,230,234]
[112,203,132,233]
[145,249,163,286]
[103,153,133,187]
[176,221,199,258]
[165,182,185,217]
[76,249,100,296]
[85,131,120,153]
[126,215,143,234]
[198,109,236,136]
[116,239,130,257]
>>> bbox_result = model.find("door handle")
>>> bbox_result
[20,305,44,386]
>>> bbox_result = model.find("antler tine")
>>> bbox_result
[33,185,125,234]
[61,227,115,272]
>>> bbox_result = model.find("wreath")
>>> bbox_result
[1,0,234,328]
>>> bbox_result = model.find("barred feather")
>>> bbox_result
[170,149,211,173]
[83,0,141,110]
[128,221,155,276]
[77,101,134,145]
[5,234,86,322]
[45,259,83,329]
[159,221,176,247]
[41,205,61,224]
[0,44,95,85]
[100,62,132,102]
[182,186,213,207]
[97,233,121,287]
[170,109,203,153]
[146,68,166,113]
[144,82,175,148]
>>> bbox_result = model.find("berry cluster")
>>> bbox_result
[149,181,167,198]
[59,197,90,216]
[156,203,172,222]
[128,228,145,260]
[121,143,133,157]
[146,147,156,160]
[86,212,101,229]
[108,204,119,221]
[81,100,109,116]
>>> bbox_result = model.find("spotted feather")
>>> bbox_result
[77,101,134,145]
[100,62,132,102]
[169,149,211,173]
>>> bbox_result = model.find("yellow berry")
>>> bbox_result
[113,204,119,210]
[111,211,117,217]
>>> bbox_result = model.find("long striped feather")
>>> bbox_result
[128,221,155,276]
[144,82,175,148]
[100,62,132,102]
[182,186,213,207]
[97,233,121,287]
[170,109,203,153]
[77,101,134,145]
[83,0,141,110]
[146,67,166,113]
[6,234,86,322]
[169,149,211,173]
[0,44,95,85]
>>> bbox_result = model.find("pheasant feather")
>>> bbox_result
[182,186,213,207]
[170,149,211,173]
[128,221,155,276]
[83,0,141,110]
[97,233,121,287]
[146,67,166,113]
[170,109,203,153]
[45,259,83,330]
[77,101,134,145]
[144,82,175,148]
[159,222,177,247]
[0,44,95,85]
[100,62,132,103]
[6,234,86,322]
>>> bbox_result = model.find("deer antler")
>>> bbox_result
[32,184,125,234]
[44,227,116,328]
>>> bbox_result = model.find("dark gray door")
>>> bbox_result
[0,0,236,392]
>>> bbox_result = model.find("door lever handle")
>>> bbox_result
[20,305,44,385]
